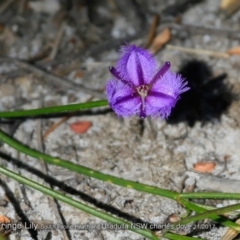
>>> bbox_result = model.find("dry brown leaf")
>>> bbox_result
[69,121,92,134]
[0,215,11,224]
[0,215,12,236]
[227,46,240,55]
[74,70,84,79]
[193,162,216,173]
[149,28,171,54]
[220,0,240,15]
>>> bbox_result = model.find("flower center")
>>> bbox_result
[136,84,149,97]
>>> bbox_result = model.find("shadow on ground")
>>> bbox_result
[167,60,235,127]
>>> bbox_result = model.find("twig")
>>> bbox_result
[48,21,66,61]
[18,0,26,14]
[43,115,71,139]
[166,44,230,59]
[27,43,52,63]
[36,102,70,240]
[34,31,145,69]
[221,218,240,240]
[0,0,15,14]
[170,22,240,40]
[0,56,105,99]
[43,96,93,138]
[144,15,159,49]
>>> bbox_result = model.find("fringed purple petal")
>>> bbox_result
[116,45,157,86]
[106,44,190,118]
[106,79,141,117]
[109,66,133,87]
[150,61,171,86]
[145,71,189,118]
[145,92,176,118]
[109,66,121,80]
[151,71,189,98]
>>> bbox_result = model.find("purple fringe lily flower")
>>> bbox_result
[106,44,189,118]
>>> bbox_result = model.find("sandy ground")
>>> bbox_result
[0,0,240,239]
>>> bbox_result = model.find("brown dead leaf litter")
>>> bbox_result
[1,0,240,239]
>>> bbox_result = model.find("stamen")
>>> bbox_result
[109,66,133,87]
[136,86,148,118]
[136,85,149,97]
[150,61,171,87]
[109,67,121,80]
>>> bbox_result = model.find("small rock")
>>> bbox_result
[0,83,15,96]
[29,0,60,14]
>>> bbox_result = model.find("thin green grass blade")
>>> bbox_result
[0,129,239,231]
[178,198,240,231]
[180,192,240,200]
[164,233,206,240]
[176,202,240,227]
[0,129,178,200]
[0,166,159,240]
[161,201,240,238]
[0,100,108,118]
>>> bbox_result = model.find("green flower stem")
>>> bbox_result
[0,166,159,240]
[179,192,240,200]
[0,100,108,118]
[0,129,239,231]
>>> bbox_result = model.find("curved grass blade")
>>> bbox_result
[178,198,240,232]
[179,192,240,200]
[0,129,178,200]
[0,129,239,232]
[0,166,159,240]
[176,202,240,227]
[162,201,240,238]
[164,233,206,240]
